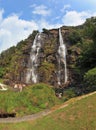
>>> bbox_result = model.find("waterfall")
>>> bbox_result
[57,28,68,85]
[26,33,42,83]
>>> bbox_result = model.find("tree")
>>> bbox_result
[77,17,96,71]
[84,17,96,42]
[42,28,50,35]
[68,30,82,45]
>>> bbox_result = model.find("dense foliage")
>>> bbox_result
[75,17,96,92]
[77,18,96,71]
[0,67,6,78]
[68,30,82,45]
[84,67,96,92]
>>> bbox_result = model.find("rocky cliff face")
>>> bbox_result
[25,29,59,86]
[0,27,82,88]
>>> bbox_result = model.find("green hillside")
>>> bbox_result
[0,83,61,117]
[0,92,96,130]
[0,17,96,93]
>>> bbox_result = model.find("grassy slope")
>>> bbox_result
[0,92,96,130]
[0,83,61,116]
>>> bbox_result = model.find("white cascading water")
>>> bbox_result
[26,33,41,83]
[57,28,68,85]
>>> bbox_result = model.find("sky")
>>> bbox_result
[0,0,96,53]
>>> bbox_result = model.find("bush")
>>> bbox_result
[42,28,50,35]
[63,88,76,100]
[0,67,5,78]
[39,62,55,82]
[68,30,82,45]
[84,67,96,92]
[77,41,96,71]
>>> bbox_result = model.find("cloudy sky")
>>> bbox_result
[0,0,96,53]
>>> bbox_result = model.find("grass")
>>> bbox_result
[0,83,61,116]
[0,92,96,130]
[0,79,3,83]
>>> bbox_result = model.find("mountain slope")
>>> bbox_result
[0,17,96,92]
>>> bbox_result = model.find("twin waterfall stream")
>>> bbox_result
[26,33,42,83]
[26,28,68,86]
[57,28,68,86]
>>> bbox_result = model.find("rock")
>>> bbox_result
[0,27,81,88]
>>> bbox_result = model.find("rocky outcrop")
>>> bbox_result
[0,27,82,88]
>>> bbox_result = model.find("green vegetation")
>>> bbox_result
[75,17,96,92]
[77,40,96,72]
[83,17,96,42]
[80,17,96,69]
[68,30,82,45]
[0,78,3,83]
[0,83,61,116]
[0,16,96,130]
[63,88,76,100]
[42,28,50,35]
[0,92,96,130]
[44,41,55,55]
[39,61,55,82]
[28,30,39,40]
[0,17,96,99]
[0,30,38,82]
[43,36,57,56]
[0,67,6,78]
[84,67,96,92]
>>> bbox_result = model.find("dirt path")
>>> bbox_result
[0,91,96,123]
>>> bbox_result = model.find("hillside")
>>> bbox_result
[0,17,96,94]
[0,91,96,130]
[0,83,61,117]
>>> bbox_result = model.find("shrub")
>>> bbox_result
[77,41,96,71]
[63,88,76,100]
[84,67,96,92]
[42,28,50,35]
[0,67,5,78]
[68,30,82,45]
[39,62,55,82]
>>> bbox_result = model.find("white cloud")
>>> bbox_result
[0,9,61,53]
[0,12,38,53]
[61,4,71,12]
[0,8,96,53]
[32,5,51,16]
[38,19,62,31]
[62,10,96,26]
